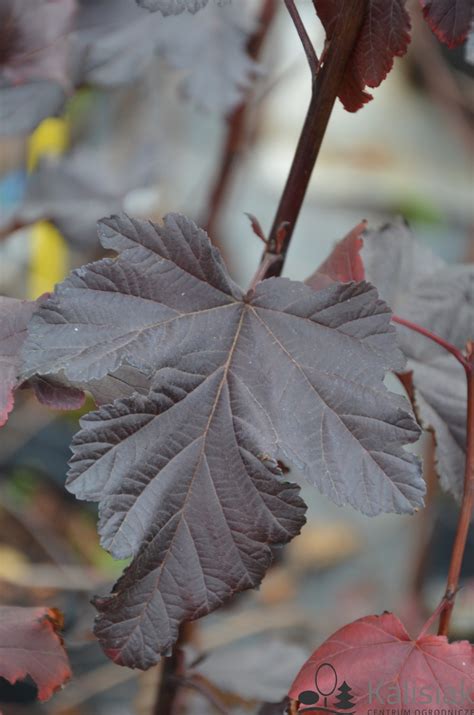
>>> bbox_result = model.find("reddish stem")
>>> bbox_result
[392,315,470,370]
[418,594,451,638]
[257,0,367,281]
[153,645,185,715]
[437,347,474,636]
[284,0,319,76]
[153,622,195,715]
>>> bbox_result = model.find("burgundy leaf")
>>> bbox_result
[23,213,424,668]
[314,0,411,112]
[0,296,46,426]
[289,612,474,710]
[420,0,473,48]
[0,606,71,702]
[88,392,306,668]
[363,221,473,501]
[305,221,366,290]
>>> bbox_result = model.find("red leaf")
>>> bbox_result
[420,0,473,48]
[305,221,367,290]
[314,0,412,112]
[289,612,474,711]
[0,606,71,701]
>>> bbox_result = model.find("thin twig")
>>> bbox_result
[284,0,319,77]
[153,623,193,715]
[392,315,470,370]
[153,647,185,715]
[253,0,367,284]
[418,594,452,639]
[438,344,474,635]
[183,674,232,715]
[203,0,277,239]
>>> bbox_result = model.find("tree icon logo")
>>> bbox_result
[297,662,356,714]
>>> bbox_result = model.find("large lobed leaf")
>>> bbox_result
[363,220,473,501]
[21,213,424,668]
[314,0,411,112]
[419,0,473,48]
[289,612,474,709]
[0,606,71,702]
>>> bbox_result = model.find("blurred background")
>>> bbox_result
[0,0,473,713]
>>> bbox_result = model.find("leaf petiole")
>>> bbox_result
[392,315,470,371]
[438,345,474,636]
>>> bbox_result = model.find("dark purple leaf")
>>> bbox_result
[0,296,45,426]
[136,0,209,13]
[363,221,473,501]
[22,213,423,667]
[420,0,473,48]
[83,365,153,405]
[87,390,306,668]
[0,0,76,134]
[314,0,411,112]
